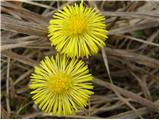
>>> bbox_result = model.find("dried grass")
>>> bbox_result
[1,0,159,119]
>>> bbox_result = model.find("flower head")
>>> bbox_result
[48,3,107,58]
[29,55,93,116]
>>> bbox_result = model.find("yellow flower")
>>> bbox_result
[48,3,107,58]
[29,55,93,116]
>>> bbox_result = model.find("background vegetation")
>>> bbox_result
[1,0,159,119]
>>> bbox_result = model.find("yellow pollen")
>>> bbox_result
[68,16,87,34]
[48,73,72,94]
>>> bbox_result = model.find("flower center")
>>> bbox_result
[48,72,72,94]
[68,15,87,34]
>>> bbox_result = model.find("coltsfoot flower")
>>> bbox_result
[30,55,94,115]
[48,3,107,58]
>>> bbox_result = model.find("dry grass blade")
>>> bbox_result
[139,30,159,49]
[93,78,158,112]
[16,101,33,114]
[126,63,158,81]
[1,36,40,51]
[129,71,152,100]
[21,112,100,119]
[2,51,37,67]
[6,58,11,113]
[105,48,158,68]
[1,107,10,119]
[102,11,158,21]
[91,101,125,115]
[21,112,44,119]
[117,35,159,47]
[1,41,34,51]
[22,0,54,10]
[108,21,158,35]
[14,69,33,85]
[2,14,47,36]
[2,36,40,44]
[107,101,158,119]
[107,107,149,119]
[2,1,48,24]
[101,47,143,118]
